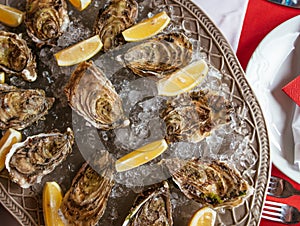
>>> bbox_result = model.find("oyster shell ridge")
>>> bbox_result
[5,128,74,188]
[0,31,37,82]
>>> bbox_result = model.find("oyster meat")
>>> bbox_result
[164,158,252,208]
[0,31,37,82]
[60,154,114,226]
[122,181,172,226]
[0,84,54,130]
[124,33,193,78]
[64,61,129,130]
[5,128,74,188]
[93,0,138,51]
[160,90,232,143]
[25,0,70,47]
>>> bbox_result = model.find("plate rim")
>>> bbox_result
[246,15,300,183]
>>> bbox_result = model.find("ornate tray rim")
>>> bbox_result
[0,0,271,225]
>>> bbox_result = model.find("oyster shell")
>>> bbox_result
[93,0,138,51]
[122,181,173,226]
[0,31,37,82]
[25,0,70,47]
[164,158,252,208]
[124,33,193,78]
[64,61,129,130]
[0,84,55,130]
[60,153,114,226]
[160,90,232,143]
[5,128,74,188]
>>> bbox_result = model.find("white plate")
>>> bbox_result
[246,15,300,183]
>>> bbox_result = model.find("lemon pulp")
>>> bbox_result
[157,59,209,96]
[188,207,217,226]
[69,0,91,11]
[43,181,65,226]
[54,35,103,66]
[122,11,170,42]
[0,128,22,171]
[0,4,24,27]
[115,139,168,172]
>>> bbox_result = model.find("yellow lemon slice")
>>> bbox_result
[0,72,5,84]
[122,11,171,42]
[0,4,24,27]
[0,128,22,171]
[68,0,91,11]
[189,207,217,226]
[115,139,168,172]
[157,59,209,96]
[43,181,65,226]
[54,35,103,66]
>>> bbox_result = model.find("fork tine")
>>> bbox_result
[269,177,281,185]
[263,205,281,212]
[268,179,277,185]
[261,213,283,223]
[267,185,275,191]
[262,200,285,223]
[265,200,285,207]
[270,176,280,182]
[268,180,279,189]
[262,200,286,223]
[267,191,275,196]
[262,209,282,217]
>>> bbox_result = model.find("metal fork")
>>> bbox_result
[268,176,300,198]
[267,0,300,9]
[262,200,300,224]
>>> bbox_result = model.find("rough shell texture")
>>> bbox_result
[64,61,129,130]
[0,84,54,130]
[60,153,114,226]
[124,33,193,78]
[164,158,252,208]
[25,0,70,47]
[123,181,172,226]
[93,0,138,52]
[0,31,37,82]
[160,90,232,143]
[5,128,74,188]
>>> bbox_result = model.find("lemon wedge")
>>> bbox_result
[0,4,24,27]
[54,35,103,66]
[122,11,171,42]
[157,59,209,96]
[188,207,217,226]
[0,128,22,171]
[115,139,168,172]
[68,0,91,11]
[43,181,65,226]
[0,72,5,84]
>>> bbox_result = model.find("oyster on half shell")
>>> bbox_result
[124,33,193,79]
[93,0,138,52]
[122,181,173,226]
[5,128,74,188]
[25,0,70,47]
[0,84,55,130]
[64,61,129,130]
[0,31,37,82]
[60,153,114,226]
[164,158,252,208]
[160,90,232,143]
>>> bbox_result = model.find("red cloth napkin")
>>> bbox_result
[237,0,300,225]
[282,75,300,106]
